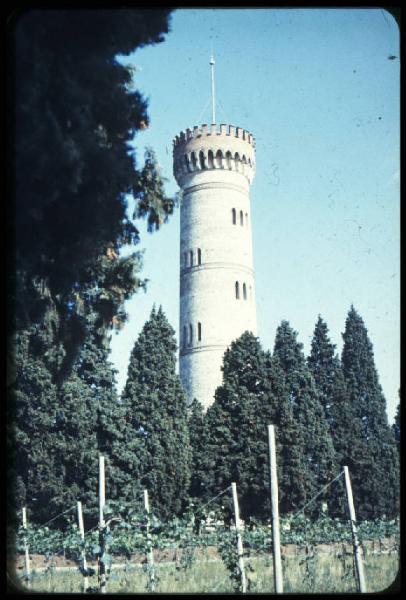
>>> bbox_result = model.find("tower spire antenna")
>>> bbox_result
[209,52,216,124]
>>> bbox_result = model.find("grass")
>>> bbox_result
[10,552,399,594]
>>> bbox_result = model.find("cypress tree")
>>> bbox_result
[121,306,191,518]
[341,306,399,518]
[307,316,340,425]
[187,399,208,501]
[273,321,338,514]
[8,329,63,525]
[204,332,277,518]
[392,401,400,454]
[326,367,364,516]
[307,316,366,517]
[9,320,130,527]
[203,331,311,518]
[264,353,308,514]
[56,327,128,526]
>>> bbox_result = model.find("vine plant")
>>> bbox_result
[13,510,400,593]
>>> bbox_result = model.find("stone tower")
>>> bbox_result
[173,122,257,410]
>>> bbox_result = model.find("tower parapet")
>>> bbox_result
[173,123,256,186]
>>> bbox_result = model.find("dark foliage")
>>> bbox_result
[341,306,399,519]
[120,307,192,518]
[9,9,174,526]
[392,401,400,453]
[201,332,309,518]
[273,321,338,515]
[187,399,208,501]
[11,8,174,375]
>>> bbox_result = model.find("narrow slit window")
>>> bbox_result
[198,322,202,341]
[245,212,248,226]
[232,208,236,225]
[184,252,187,268]
[183,326,187,348]
[235,281,240,299]
[197,248,201,265]
[243,283,247,300]
[240,210,244,226]
[189,250,193,267]
[189,324,193,346]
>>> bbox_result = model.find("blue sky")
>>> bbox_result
[110,8,400,422]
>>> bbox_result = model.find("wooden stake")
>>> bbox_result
[22,507,31,586]
[268,424,284,593]
[231,482,247,593]
[98,455,107,594]
[343,466,367,593]
[99,455,105,527]
[77,501,88,593]
[143,489,156,592]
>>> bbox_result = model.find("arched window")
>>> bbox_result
[199,150,206,170]
[189,250,193,267]
[189,324,193,346]
[184,154,191,172]
[243,283,247,300]
[232,208,236,225]
[183,326,187,348]
[197,248,202,265]
[191,152,198,170]
[234,153,240,172]
[216,150,223,169]
[235,281,240,299]
[225,151,232,170]
[198,322,202,341]
[208,150,214,169]
[240,210,244,226]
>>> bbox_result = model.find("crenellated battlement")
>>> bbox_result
[173,123,256,185]
[173,123,255,149]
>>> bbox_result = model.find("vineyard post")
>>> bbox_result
[231,482,247,593]
[98,455,107,594]
[267,424,284,593]
[77,501,88,592]
[143,489,156,592]
[22,507,31,587]
[343,466,367,593]
[99,454,105,526]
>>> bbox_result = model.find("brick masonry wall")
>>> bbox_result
[174,129,257,409]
